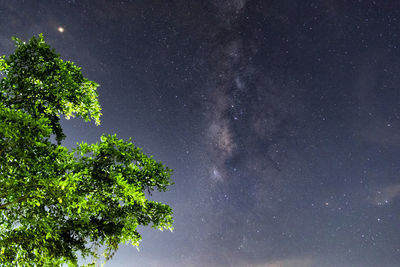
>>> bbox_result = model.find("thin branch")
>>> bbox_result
[0,195,29,210]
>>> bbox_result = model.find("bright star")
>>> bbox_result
[58,27,64,33]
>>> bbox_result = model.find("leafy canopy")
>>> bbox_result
[0,34,173,266]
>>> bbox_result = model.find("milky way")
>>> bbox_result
[2,1,400,266]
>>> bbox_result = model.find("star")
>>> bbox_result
[57,27,64,33]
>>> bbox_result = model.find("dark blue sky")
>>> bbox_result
[2,1,400,266]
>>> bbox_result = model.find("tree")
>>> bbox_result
[0,34,173,266]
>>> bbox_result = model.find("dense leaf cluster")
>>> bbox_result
[0,35,173,266]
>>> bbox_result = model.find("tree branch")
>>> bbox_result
[0,195,29,210]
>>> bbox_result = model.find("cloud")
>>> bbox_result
[372,184,400,206]
[255,257,317,267]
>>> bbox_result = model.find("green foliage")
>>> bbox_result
[0,34,101,143]
[0,35,173,266]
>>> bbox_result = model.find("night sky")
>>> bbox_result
[2,1,400,266]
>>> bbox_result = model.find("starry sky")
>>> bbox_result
[2,1,400,266]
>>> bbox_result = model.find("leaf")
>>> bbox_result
[0,34,174,266]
